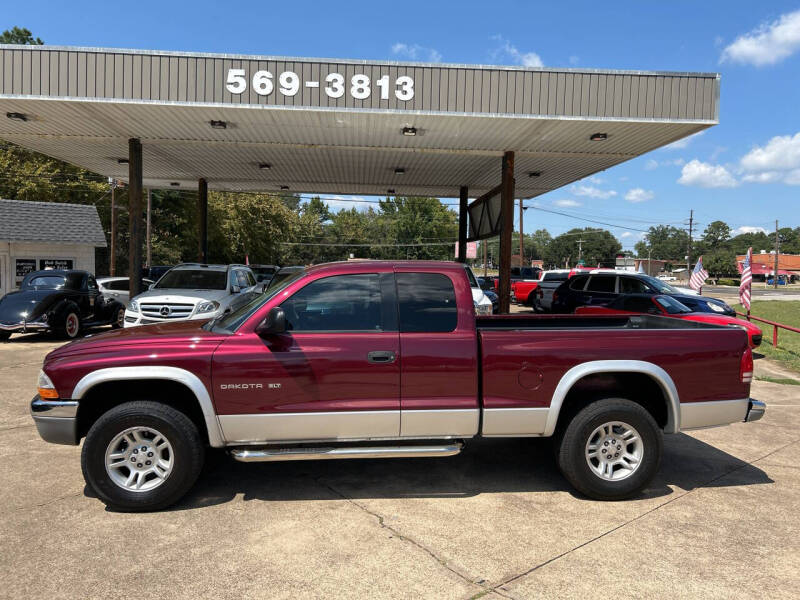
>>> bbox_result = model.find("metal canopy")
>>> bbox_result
[0,45,719,198]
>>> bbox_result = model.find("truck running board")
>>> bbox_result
[229,442,464,463]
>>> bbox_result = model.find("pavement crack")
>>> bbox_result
[0,424,35,433]
[14,491,83,512]
[484,436,800,594]
[314,477,484,592]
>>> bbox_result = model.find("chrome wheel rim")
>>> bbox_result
[65,313,79,337]
[585,421,643,482]
[116,308,125,327]
[105,427,174,492]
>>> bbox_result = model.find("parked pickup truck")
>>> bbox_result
[31,261,765,511]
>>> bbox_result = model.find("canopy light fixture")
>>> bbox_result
[258,163,271,170]
[6,112,28,122]
[117,158,129,165]
[387,188,396,194]
[170,182,180,187]
[528,171,541,178]
[589,132,608,141]
[209,120,227,129]
[401,127,417,136]
[394,168,405,175]
[280,185,290,190]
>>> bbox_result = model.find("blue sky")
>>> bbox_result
[8,1,800,250]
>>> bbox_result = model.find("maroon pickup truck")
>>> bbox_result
[31,261,765,511]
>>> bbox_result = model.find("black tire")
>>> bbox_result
[57,302,81,339]
[81,401,205,511]
[556,398,662,500]
[110,305,125,329]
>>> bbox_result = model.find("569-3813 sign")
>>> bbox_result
[225,68,414,101]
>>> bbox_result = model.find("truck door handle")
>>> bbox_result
[367,351,396,364]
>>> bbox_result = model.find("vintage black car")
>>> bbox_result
[0,270,125,341]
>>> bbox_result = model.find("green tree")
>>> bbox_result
[729,230,771,255]
[0,27,43,45]
[704,249,737,277]
[544,228,621,268]
[702,220,731,249]
[635,225,689,260]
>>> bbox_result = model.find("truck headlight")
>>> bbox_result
[196,301,220,314]
[128,300,139,313]
[37,370,59,399]
[708,302,725,313]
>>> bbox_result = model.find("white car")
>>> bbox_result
[124,264,259,327]
[97,277,153,304]
[466,266,493,315]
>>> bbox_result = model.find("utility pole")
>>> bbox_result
[577,239,584,263]
[687,209,694,277]
[519,198,524,266]
[774,219,780,289]
[146,189,152,268]
[483,241,488,277]
[109,178,117,276]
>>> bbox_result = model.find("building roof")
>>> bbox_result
[738,253,800,271]
[0,199,107,247]
[0,45,719,198]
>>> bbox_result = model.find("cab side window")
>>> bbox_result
[569,275,589,291]
[281,274,383,332]
[619,277,649,294]
[396,272,457,333]
[586,276,616,293]
[235,270,250,289]
[87,276,99,291]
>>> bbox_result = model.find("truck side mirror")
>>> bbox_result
[255,306,287,337]
[231,285,241,294]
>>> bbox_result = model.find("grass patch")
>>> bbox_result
[734,301,800,374]
[755,375,800,386]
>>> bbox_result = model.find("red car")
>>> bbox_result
[511,279,541,305]
[31,262,763,510]
[576,294,762,348]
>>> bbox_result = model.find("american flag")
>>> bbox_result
[689,256,708,291]
[739,247,752,310]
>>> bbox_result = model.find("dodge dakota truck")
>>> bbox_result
[31,261,765,511]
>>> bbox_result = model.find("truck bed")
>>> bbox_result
[476,313,723,331]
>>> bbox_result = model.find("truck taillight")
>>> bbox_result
[741,347,753,384]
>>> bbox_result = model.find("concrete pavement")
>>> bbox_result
[1,334,798,599]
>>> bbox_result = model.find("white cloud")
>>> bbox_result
[721,9,800,66]
[489,35,544,67]
[571,184,617,199]
[733,226,768,236]
[624,188,654,203]
[678,159,739,188]
[391,43,442,63]
[644,157,685,170]
[620,231,634,239]
[568,55,580,66]
[661,130,705,151]
[739,131,800,185]
[320,195,367,212]
[553,199,582,208]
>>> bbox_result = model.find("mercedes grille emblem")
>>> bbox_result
[160,305,171,317]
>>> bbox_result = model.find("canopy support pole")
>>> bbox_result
[498,151,515,314]
[457,186,468,263]
[127,138,143,299]
[198,178,208,263]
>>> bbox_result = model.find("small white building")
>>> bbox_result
[0,199,107,296]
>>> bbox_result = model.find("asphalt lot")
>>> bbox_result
[1,333,799,599]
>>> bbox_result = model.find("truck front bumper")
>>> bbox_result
[745,399,766,423]
[30,395,79,445]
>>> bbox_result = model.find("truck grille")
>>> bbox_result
[140,303,195,319]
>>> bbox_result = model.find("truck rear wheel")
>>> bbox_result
[556,398,662,500]
[81,401,205,511]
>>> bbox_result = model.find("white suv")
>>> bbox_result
[124,264,259,327]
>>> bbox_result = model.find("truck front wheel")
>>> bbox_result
[81,401,205,511]
[556,398,662,500]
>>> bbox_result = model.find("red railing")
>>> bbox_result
[737,312,800,348]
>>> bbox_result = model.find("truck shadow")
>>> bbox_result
[166,433,773,511]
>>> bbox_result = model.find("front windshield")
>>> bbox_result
[465,267,479,288]
[641,275,680,294]
[655,295,692,314]
[24,275,66,290]
[155,269,227,290]
[210,269,306,332]
[266,269,303,291]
